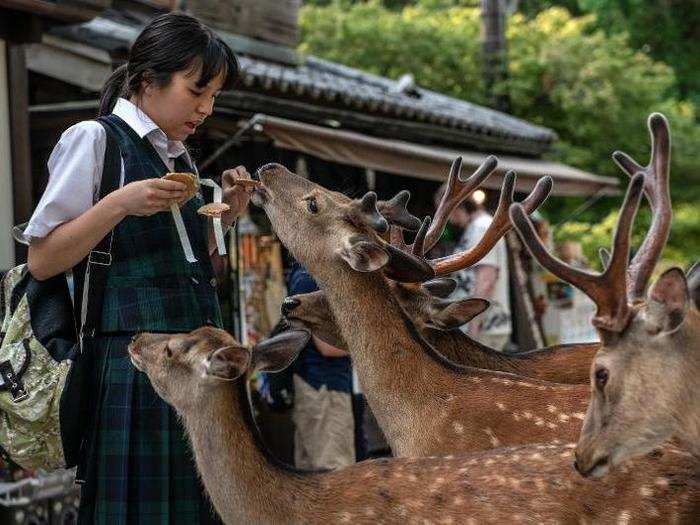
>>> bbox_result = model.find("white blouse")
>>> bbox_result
[22,98,196,243]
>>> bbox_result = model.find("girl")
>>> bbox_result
[25,12,250,524]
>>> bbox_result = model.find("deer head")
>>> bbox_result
[574,267,696,477]
[129,326,310,411]
[254,160,552,286]
[254,163,434,282]
[282,279,489,351]
[510,113,700,476]
[281,291,345,349]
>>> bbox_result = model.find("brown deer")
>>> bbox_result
[129,326,700,525]
[282,281,597,384]
[276,161,597,385]
[253,159,607,456]
[510,113,700,477]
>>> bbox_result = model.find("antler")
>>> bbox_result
[424,172,553,276]
[377,190,422,232]
[510,174,645,333]
[350,192,389,234]
[612,113,672,303]
[422,156,499,253]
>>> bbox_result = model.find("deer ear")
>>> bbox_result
[644,267,689,335]
[251,330,311,373]
[382,243,435,283]
[337,235,390,272]
[426,298,490,330]
[687,262,700,311]
[204,346,250,381]
[421,278,458,298]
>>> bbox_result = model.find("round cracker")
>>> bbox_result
[163,172,199,205]
[197,202,231,218]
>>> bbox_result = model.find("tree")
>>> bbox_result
[299,2,487,103]
[300,4,699,210]
[555,203,700,272]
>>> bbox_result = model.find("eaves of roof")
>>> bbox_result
[47,12,557,157]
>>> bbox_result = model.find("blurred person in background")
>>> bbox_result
[286,262,356,470]
[433,186,512,350]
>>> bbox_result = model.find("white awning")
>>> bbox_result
[257,115,619,197]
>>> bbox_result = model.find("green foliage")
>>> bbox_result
[555,202,700,272]
[576,0,700,108]
[299,2,487,103]
[299,2,700,263]
[502,8,700,204]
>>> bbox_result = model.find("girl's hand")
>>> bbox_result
[110,178,186,217]
[221,166,253,225]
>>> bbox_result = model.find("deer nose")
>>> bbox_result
[281,297,301,316]
[573,459,581,474]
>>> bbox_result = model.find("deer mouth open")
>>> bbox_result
[250,187,267,207]
[249,170,269,206]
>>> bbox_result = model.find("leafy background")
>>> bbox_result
[299,0,699,269]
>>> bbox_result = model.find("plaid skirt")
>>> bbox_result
[77,335,222,525]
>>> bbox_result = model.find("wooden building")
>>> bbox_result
[2,0,618,348]
[0,0,109,267]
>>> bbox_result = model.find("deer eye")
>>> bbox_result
[306,197,318,214]
[595,367,609,390]
[165,344,173,359]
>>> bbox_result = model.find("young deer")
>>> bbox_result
[282,281,596,384]
[511,113,700,477]
[254,160,597,457]
[129,326,700,525]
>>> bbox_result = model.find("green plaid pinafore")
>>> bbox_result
[77,114,223,525]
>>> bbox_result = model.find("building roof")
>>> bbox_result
[48,10,557,156]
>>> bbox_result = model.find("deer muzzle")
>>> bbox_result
[281,297,301,316]
[573,447,611,478]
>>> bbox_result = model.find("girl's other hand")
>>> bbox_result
[221,166,253,225]
[110,178,186,217]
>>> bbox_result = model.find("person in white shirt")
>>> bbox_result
[25,12,249,524]
[433,188,512,350]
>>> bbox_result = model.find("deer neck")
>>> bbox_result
[177,382,317,524]
[313,266,448,446]
[430,328,520,370]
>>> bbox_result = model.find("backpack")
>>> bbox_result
[0,118,120,471]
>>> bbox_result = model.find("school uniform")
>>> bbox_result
[25,98,223,524]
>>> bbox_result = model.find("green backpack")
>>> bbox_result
[0,118,120,471]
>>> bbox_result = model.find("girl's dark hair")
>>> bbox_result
[99,12,239,116]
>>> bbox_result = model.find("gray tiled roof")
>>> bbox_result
[50,12,557,155]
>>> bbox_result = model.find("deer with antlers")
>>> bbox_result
[282,281,597,384]
[252,157,602,457]
[510,113,700,478]
[129,326,700,525]
[276,161,598,385]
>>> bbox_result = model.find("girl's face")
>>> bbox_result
[138,64,226,141]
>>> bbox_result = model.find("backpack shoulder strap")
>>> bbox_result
[96,116,122,200]
[77,118,122,336]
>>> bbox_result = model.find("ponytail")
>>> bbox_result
[98,64,128,116]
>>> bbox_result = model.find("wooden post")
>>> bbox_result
[7,41,32,263]
[0,38,15,270]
